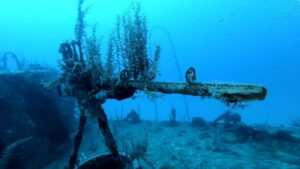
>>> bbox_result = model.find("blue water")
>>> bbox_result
[0,0,299,125]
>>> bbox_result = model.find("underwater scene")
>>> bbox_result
[0,0,300,169]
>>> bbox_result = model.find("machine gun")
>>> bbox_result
[57,41,267,169]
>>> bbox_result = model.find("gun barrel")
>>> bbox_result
[128,81,267,103]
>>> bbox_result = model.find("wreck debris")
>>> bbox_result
[213,110,242,128]
[168,108,177,126]
[96,103,119,156]
[124,109,142,124]
[78,154,133,169]
[230,123,300,143]
[0,137,32,169]
[0,52,22,71]
[0,64,77,168]
[191,117,207,128]
[125,81,266,103]
[68,103,87,169]
[119,69,130,81]
[185,67,197,84]
[211,111,300,143]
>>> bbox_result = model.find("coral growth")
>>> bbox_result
[71,1,162,82]
[73,0,88,68]
[58,1,162,96]
[104,37,116,78]
[119,131,154,169]
[108,3,161,81]
[75,0,87,44]
[213,110,242,128]
[85,24,103,81]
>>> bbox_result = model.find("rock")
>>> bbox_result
[191,117,207,128]
[124,109,141,124]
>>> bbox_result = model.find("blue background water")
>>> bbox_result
[0,0,299,125]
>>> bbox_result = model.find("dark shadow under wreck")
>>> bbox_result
[0,55,77,169]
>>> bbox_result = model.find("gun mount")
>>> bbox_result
[57,2,267,168]
[57,41,267,169]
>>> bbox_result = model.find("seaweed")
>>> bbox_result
[104,36,116,79]
[107,2,161,81]
[85,24,103,81]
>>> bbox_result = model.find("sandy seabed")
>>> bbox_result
[46,119,300,169]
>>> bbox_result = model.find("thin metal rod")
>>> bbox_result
[68,103,87,169]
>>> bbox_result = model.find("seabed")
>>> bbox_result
[45,120,300,169]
